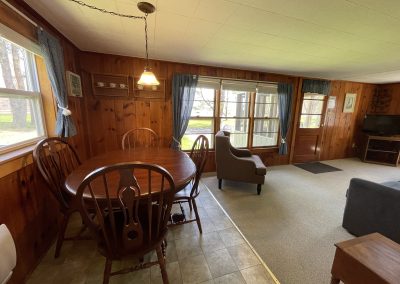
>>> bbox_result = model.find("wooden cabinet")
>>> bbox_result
[363,135,400,166]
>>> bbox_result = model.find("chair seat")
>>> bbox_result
[174,183,193,199]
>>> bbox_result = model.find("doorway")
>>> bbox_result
[292,92,328,163]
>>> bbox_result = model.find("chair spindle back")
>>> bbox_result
[33,137,81,210]
[121,128,159,150]
[189,135,209,197]
[76,162,175,258]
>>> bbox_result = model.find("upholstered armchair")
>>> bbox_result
[215,130,267,195]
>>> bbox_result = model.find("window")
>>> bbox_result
[300,93,325,128]
[220,90,250,147]
[253,85,279,147]
[182,77,281,150]
[181,85,216,150]
[0,36,45,152]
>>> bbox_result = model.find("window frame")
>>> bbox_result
[219,89,251,148]
[0,35,47,154]
[181,86,217,151]
[252,91,280,148]
[182,78,281,150]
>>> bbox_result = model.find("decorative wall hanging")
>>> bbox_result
[343,93,357,113]
[66,71,83,97]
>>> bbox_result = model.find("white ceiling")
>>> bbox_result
[23,0,400,83]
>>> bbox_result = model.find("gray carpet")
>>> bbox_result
[202,158,400,284]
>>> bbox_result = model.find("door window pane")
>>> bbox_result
[300,115,321,128]
[301,100,324,114]
[304,93,325,100]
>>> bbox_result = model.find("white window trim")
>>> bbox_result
[0,22,41,55]
[0,30,47,154]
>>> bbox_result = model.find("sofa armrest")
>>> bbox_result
[342,178,400,243]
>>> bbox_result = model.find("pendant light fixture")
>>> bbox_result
[69,0,159,86]
[137,2,159,86]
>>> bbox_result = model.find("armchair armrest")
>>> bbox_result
[230,146,251,157]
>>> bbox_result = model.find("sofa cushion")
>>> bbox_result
[381,181,400,190]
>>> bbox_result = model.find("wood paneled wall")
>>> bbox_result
[79,52,299,170]
[0,164,59,284]
[0,2,396,283]
[0,2,85,283]
[368,83,400,115]
[319,81,376,160]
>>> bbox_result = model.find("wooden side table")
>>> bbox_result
[330,233,400,284]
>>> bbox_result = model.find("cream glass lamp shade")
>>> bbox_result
[138,67,160,86]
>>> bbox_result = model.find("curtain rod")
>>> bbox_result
[1,0,39,28]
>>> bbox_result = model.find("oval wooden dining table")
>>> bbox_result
[64,147,196,198]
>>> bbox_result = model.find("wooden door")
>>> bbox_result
[292,93,328,163]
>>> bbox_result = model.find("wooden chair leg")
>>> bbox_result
[55,214,69,258]
[191,198,202,234]
[188,199,193,211]
[218,179,222,189]
[257,184,262,195]
[156,245,169,284]
[103,258,112,284]
[162,239,167,258]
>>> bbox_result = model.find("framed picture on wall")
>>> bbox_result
[66,71,83,97]
[343,93,357,113]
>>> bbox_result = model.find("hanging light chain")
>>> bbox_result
[144,14,149,66]
[68,0,145,20]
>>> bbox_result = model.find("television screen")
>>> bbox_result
[363,115,400,136]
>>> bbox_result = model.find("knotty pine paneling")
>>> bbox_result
[368,83,400,115]
[0,2,86,283]
[79,51,299,171]
[0,162,59,284]
[320,81,376,161]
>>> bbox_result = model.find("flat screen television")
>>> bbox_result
[362,115,400,136]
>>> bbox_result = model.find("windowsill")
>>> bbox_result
[0,144,35,165]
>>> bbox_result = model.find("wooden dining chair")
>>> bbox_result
[75,162,175,284]
[33,137,84,258]
[171,135,209,233]
[121,128,159,149]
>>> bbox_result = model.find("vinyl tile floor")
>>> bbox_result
[27,183,277,284]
